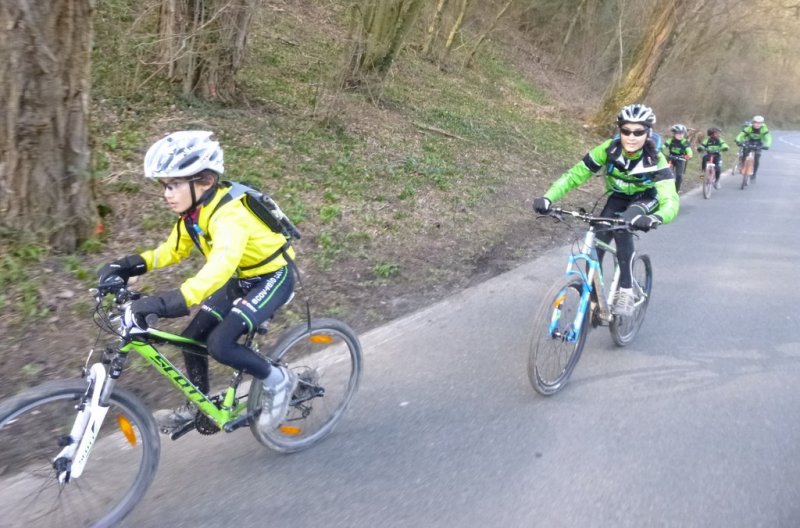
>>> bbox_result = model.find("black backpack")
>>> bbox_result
[206,181,301,271]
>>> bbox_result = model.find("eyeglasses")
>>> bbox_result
[620,127,648,137]
[160,180,190,192]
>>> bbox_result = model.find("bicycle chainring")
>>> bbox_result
[194,413,220,435]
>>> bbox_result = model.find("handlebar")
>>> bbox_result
[91,279,150,335]
[540,207,630,227]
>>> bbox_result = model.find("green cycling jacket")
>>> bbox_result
[697,137,729,154]
[735,124,772,147]
[543,138,679,223]
[663,137,693,158]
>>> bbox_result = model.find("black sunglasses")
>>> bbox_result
[620,127,648,137]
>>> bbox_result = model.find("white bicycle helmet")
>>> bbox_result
[670,124,687,134]
[752,115,765,124]
[617,104,657,127]
[144,130,224,179]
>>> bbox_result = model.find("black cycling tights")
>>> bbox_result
[595,193,654,289]
[180,266,294,394]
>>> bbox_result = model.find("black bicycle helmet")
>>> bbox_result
[707,127,721,136]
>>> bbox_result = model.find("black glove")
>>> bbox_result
[126,290,189,328]
[622,206,661,232]
[533,197,552,214]
[98,254,147,284]
[627,214,661,232]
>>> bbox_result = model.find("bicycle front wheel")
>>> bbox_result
[249,318,362,453]
[0,380,160,528]
[528,275,591,396]
[610,254,653,346]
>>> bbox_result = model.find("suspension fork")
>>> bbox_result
[54,363,116,482]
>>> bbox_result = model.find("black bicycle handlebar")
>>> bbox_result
[544,207,629,226]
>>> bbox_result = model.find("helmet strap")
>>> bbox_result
[189,180,198,209]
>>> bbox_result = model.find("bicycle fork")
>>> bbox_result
[54,363,115,483]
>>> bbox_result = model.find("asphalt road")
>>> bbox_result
[123,132,800,528]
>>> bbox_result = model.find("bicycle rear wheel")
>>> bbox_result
[528,275,591,396]
[249,318,362,453]
[703,165,714,199]
[0,380,160,528]
[610,254,653,346]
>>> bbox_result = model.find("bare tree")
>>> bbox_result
[0,0,97,251]
[464,0,515,68]
[591,0,710,128]
[158,0,258,101]
[422,0,449,57]
[440,0,471,64]
[343,0,425,85]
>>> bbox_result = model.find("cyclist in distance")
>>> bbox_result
[697,127,729,189]
[97,130,298,432]
[735,115,772,180]
[533,103,679,317]
[663,124,693,193]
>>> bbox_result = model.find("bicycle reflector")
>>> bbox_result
[278,425,303,435]
[117,415,138,446]
[309,334,334,344]
[553,294,566,308]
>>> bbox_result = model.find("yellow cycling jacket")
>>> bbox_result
[139,186,295,307]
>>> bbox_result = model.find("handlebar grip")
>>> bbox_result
[145,314,160,328]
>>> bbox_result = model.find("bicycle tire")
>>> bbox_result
[610,254,653,346]
[703,164,714,199]
[249,318,362,453]
[0,380,160,528]
[743,156,755,185]
[528,274,591,396]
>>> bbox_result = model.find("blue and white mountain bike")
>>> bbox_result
[528,207,653,395]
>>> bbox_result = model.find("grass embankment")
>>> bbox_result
[1,1,597,400]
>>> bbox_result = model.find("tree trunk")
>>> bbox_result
[441,0,471,63]
[158,0,257,101]
[421,0,449,57]
[591,0,707,129]
[0,0,97,251]
[343,0,424,83]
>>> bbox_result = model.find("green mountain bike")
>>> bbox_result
[0,280,362,528]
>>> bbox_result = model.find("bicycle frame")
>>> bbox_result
[705,154,717,182]
[556,226,620,339]
[120,330,249,428]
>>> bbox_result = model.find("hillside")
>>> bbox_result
[1,1,620,403]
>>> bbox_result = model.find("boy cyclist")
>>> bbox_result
[97,131,298,433]
[663,124,693,193]
[533,103,679,317]
[697,127,729,189]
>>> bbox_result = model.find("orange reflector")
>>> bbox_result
[553,294,566,308]
[117,415,137,446]
[309,334,334,344]
[278,425,303,435]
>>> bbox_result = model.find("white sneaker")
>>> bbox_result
[714,180,721,189]
[258,365,298,430]
[153,402,196,431]
[613,288,636,317]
